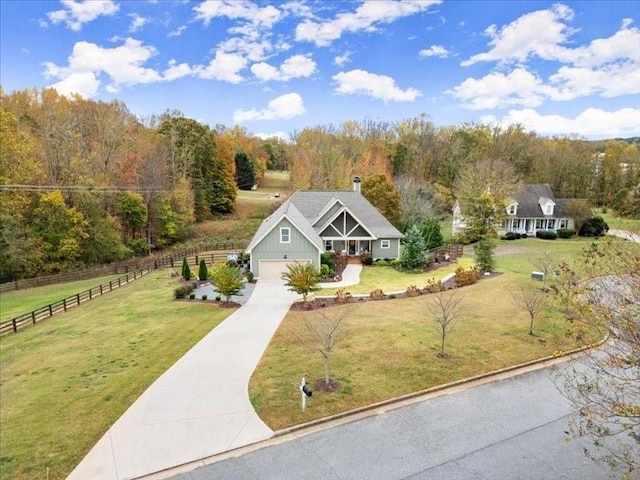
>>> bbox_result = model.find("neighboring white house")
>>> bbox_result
[452,184,575,237]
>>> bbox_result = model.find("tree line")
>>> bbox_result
[1,88,638,282]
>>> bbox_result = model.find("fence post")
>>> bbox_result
[77,294,80,305]
[12,319,17,333]
[63,299,67,311]
[32,311,36,324]
[89,289,92,300]
[110,281,113,291]
[118,277,121,287]
[100,284,103,295]
[49,305,53,316]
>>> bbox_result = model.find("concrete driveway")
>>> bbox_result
[68,281,299,480]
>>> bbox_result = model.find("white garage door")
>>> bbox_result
[259,260,311,281]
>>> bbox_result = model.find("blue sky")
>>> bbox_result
[1,0,639,140]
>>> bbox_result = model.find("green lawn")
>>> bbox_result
[596,209,640,231]
[0,271,234,480]
[319,257,475,296]
[0,274,123,323]
[249,237,607,430]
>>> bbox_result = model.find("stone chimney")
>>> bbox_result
[353,176,361,193]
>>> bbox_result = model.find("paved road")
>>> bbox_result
[166,360,621,480]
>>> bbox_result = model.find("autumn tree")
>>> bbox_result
[211,264,245,303]
[30,191,89,273]
[564,199,592,233]
[474,234,497,272]
[395,175,439,229]
[117,192,147,243]
[282,262,322,302]
[361,174,402,227]
[554,238,640,474]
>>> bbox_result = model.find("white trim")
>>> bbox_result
[380,240,391,249]
[312,197,344,226]
[280,227,291,243]
[316,206,377,240]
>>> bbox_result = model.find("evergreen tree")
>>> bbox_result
[198,258,208,281]
[181,257,191,280]
[474,234,497,272]
[234,152,255,190]
[420,218,444,250]
[401,224,428,270]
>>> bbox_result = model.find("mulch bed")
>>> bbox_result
[314,378,342,393]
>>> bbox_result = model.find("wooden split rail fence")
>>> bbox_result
[0,243,246,336]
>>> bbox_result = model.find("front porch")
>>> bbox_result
[500,217,570,235]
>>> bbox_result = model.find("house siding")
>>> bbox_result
[250,218,320,278]
[315,202,343,229]
[372,238,400,259]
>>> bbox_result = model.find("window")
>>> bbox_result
[559,219,567,229]
[325,240,333,251]
[548,219,555,229]
[507,203,517,215]
[513,219,521,230]
[544,204,554,215]
[280,227,290,243]
[536,219,543,229]
[380,240,391,249]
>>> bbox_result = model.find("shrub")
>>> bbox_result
[321,252,336,270]
[333,253,348,268]
[174,281,197,299]
[405,285,421,297]
[320,264,330,277]
[536,230,558,240]
[503,231,518,240]
[578,217,609,237]
[181,257,191,281]
[375,259,388,267]
[454,266,481,287]
[522,233,528,239]
[189,293,196,299]
[390,259,402,269]
[215,296,221,301]
[557,228,575,239]
[515,233,522,239]
[201,294,208,301]
[246,271,254,282]
[362,255,374,265]
[369,288,386,300]
[423,278,444,293]
[334,289,352,304]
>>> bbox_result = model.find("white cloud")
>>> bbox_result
[333,69,421,102]
[217,37,275,62]
[295,0,441,47]
[48,71,101,98]
[193,0,281,30]
[43,38,162,95]
[481,107,640,139]
[462,3,575,66]
[334,52,351,66]
[550,62,640,100]
[163,61,193,81]
[233,92,305,122]
[253,131,290,141]
[47,0,119,31]
[251,54,316,81]
[168,25,187,37]
[419,45,449,58]
[195,51,247,83]
[128,14,147,33]
[447,68,555,109]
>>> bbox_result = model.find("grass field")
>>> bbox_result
[249,237,607,430]
[596,209,639,231]
[0,274,123,323]
[0,271,234,480]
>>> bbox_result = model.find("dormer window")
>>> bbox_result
[544,204,553,215]
[538,197,555,216]
[507,202,518,215]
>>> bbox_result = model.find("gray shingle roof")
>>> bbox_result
[511,184,567,217]
[246,190,403,252]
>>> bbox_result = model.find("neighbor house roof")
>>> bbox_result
[246,190,403,253]
[509,183,568,218]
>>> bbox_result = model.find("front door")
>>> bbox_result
[348,239,356,255]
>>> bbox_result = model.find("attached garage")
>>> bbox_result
[259,259,311,281]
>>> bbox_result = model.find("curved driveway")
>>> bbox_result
[69,281,299,480]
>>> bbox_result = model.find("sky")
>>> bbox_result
[1,0,639,141]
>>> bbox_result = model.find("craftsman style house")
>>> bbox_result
[246,178,403,280]
[453,183,575,237]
